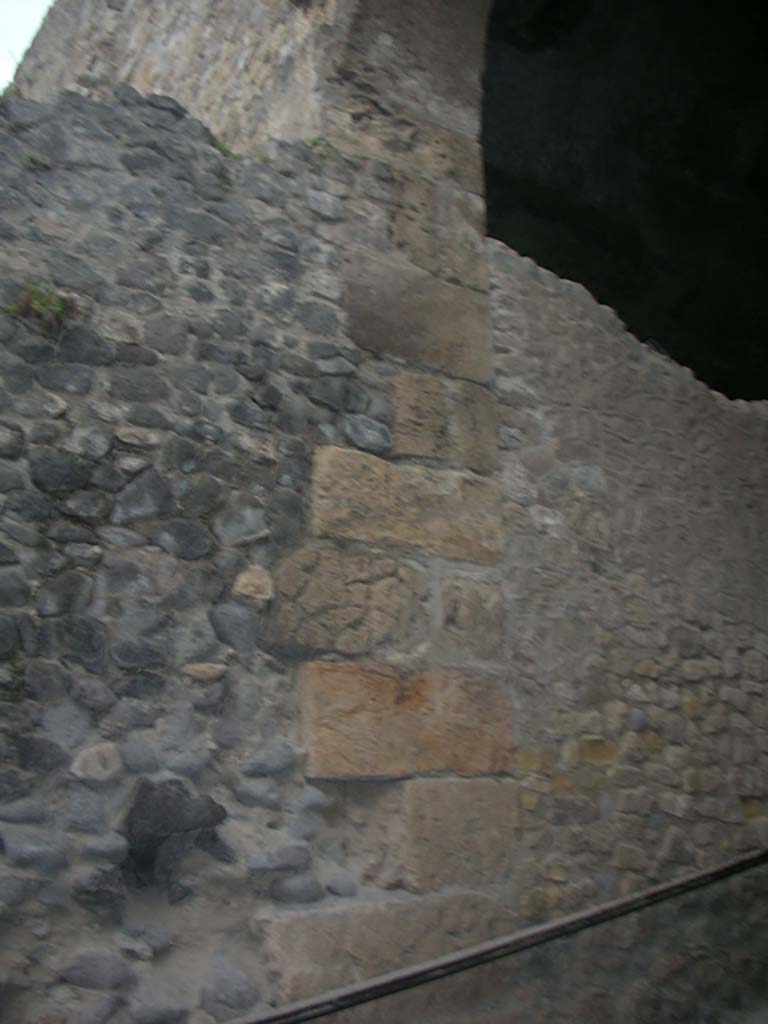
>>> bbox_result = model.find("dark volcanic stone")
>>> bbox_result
[29,447,91,493]
[112,468,174,524]
[0,614,19,663]
[36,364,94,395]
[61,489,113,523]
[109,368,169,402]
[24,659,70,702]
[61,950,135,990]
[38,571,93,616]
[56,615,108,672]
[59,327,115,365]
[153,519,213,560]
[200,956,260,1022]
[0,570,30,607]
[209,602,258,654]
[269,872,324,904]
[71,865,127,914]
[5,489,54,521]
[15,734,69,772]
[0,421,24,459]
[111,640,166,671]
[122,778,226,884]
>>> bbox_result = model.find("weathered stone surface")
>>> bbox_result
[122,778,226,885]
[61,951,135,990]
[392,371,452,460]
[267,544,427,655]
[241,738,296,778]
[311,447,503,564]
[300,661,511,778]
[209,602,258,654]
[152,519,213,560]
[112,468,174,524]
[392,372,497,473]
[344,256,491,382]
[436,576,505,662]
[403,779,518,891]
[200,955,260,1021]
[453,380,498,474]
[232,565,274,607]
[342,414,392,455]
[260,891,515,1003]
[70,743,123,786]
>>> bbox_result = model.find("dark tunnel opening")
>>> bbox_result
[483,0,768,399]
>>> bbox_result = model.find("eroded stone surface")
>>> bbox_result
[267,544,427,655]
[403,778,518,891]
[311,446,503,564]
[299,661,512,778]
[259,891,515,1003]
[344,256,492,382]
[436,576,505,662]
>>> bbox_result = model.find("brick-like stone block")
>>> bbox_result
[259,891,515,1004]
[436,576,504,661]
[326,105,484,194]
[299,661,512,779]
[393,371,452,460]
[454,380,498,474]
[344,254,491,382]
[311,446,503,564]
[437,184,489,292]
[392,373,498,474]
[267,544,428,655]
[578,737,619,765]
[404,779,518,891]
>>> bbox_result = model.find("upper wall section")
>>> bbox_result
[16,0,491,168]
[15,0,336,145]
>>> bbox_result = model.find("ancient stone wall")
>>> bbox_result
[15,0,339,146]
[2,1,767,1022]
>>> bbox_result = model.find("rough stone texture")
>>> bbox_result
[2,4,768,1023]
[392,371,498,473]
[344,256,492,382]
[259,891,515,1003]
[300,661,511,778]
[267,544,428,656]
[436,576,505,663]
[15,0,335,148]
[312,447,503,564]
[403,779,518,891]
[232,565,274,608]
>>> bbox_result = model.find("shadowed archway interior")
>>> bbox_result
[483,0,768,399]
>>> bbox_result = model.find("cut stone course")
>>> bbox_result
[267,544,427,655]
[344,255,492,382]
[259,891,515,1003]
[404,778,519,891]
[300,661,512,778]
[0,19,766,1024]
[392,371,498,474]
[311,446,503,564]
[436,576,505,662]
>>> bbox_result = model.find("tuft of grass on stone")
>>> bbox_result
[25,153,53,171]
[3,281,78,335]
[307,136,341,161]
[212,137,241,159]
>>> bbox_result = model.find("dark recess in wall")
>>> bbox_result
[483,0,768,399]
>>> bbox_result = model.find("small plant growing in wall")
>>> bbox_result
[24,153,53,172]
[307,136,339,160]
[211,137,241,159]
[3,281,78,335]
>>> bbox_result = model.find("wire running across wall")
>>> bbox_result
[239,847,768,1024]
